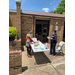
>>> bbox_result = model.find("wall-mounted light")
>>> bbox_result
[56,22,58,24]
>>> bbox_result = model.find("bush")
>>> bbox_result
[9,27,17,41]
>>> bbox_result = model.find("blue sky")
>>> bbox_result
[9,0,61,13]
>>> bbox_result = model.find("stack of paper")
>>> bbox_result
[32,38,37,42]
[34,45,40,49]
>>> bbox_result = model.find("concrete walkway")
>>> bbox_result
[18,43,65,75]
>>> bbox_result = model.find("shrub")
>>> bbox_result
[9,27,17,41]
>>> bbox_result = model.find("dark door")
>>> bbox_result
[42,24,49,42]
[35,20,49,42]
[36,24,42,41]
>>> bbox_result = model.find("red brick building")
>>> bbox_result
[9,0,65,45]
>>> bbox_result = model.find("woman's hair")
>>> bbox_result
[30,30,33,34]
[53,30,56,33]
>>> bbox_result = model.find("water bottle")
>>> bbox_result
[45,43,47,49]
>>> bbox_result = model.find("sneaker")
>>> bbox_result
[48,53,51,55]
[52,54,54,56]
[27,55,32,58]
[27,54,32,58]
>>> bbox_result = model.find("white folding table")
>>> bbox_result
[31,38,50,64]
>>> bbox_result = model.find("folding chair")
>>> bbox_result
[55,41,65,56]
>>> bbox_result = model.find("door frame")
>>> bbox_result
[35,19,49,42]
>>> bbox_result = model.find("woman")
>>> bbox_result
[48,30,57,56]
[26,30,34,58]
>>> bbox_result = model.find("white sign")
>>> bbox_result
[55,26,58,30]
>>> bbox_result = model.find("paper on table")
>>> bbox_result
[47,36,50,39]
[32,38,37,42]
[41,48,44,50]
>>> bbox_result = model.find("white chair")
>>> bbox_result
[55,41,65,56]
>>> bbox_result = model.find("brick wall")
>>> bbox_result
[53,19,65,43]
[21,15,51,45]
[9,12,18,39]
[9,1,21,39]
[35,17,65,43]
[35,16,50,20]
[9,39,21,51]
[9,50,22,75]
[21,15,33,45]
[9,12,17,28]
[48,18,53,43]
[48,18,65,43]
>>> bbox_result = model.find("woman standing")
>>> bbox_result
[48,30,57,56]
[26,30,34,58]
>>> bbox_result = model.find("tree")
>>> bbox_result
[50,0,65,14]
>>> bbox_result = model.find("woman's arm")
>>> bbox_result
[27,36,33,42]
[52,35,57,41]
[29,37,33,42]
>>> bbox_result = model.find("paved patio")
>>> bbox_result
[18,43,65,75]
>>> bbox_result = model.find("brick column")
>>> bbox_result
[60,20,65,41]
[48,18,54,43]
[33,16,36,37]
[9,50,22,75]
[16,0,21,39]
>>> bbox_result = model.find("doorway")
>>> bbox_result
[35,20,49,43]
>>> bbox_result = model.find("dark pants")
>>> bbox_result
[50,42,57,55]
[26,46,31,55]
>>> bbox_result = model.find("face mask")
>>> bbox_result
[52,33,54,35]
[30,33,32,36]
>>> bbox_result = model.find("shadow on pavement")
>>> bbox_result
[55,52,65,56]
[32,52,51,65]
[21,45,25,52]
[22,66,28,72]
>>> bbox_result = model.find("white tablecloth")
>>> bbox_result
[31,40,50,53]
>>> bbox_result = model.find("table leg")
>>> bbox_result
[34,59,39,65]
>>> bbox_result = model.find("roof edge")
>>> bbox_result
[9,9,65,18]
[21,10,64,16]
[9,9,16,12]
[21,10,65,18]
[21,13,65,18]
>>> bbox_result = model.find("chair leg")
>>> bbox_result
[59,50,60,53]
[56,51,58,56]
[61,50,64,56]
[56,52,57,56]
[59,50,60,55]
